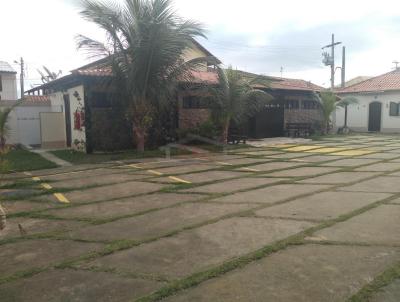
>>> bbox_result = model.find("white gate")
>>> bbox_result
[40,112,66,149]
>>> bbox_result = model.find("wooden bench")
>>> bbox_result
[228,134,247,144]
[285,123,312,137]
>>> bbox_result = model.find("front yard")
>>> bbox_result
[2,149,57,173]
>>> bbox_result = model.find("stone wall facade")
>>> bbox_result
[284,108,324,127]
[178,108,210,129]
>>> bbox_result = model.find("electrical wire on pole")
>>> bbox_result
[322,34,342,90]
[13,57,25,98]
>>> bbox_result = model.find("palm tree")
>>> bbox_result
[77,0,206,151]
[208,67,273,144]
[37,66,62,84]
[315,91,358,134]
[337,96,358,132]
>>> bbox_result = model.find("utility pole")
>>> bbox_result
[393,61,399,70]
[341,46,346,88]
[280,66,283,78]
[322,34,342,90]
[14,57,25,98]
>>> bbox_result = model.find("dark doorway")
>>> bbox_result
[368,102,382,132]
[63,94,72,147]
[248,106,284,138]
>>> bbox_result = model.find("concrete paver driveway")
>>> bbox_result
[1,134,400,302]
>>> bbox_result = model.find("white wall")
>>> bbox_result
[335,91,400,133]
[67,85,86,148]
[0,102,52,146]
[48,85,86,151]
[0,73,17,101]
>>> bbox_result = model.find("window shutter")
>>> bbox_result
[389,102,399,116]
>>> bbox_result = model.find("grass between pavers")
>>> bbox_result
[0,189,395,287]
[347,262,400,302]
[2,149,58,173]
[49,143,252,165]
[2,137,400,290]
[0,179,38,190]
[0,267,46,286]
[134,193,400,302]
[6,153,400,226]
[50,149,191,165]
[5,145,400,225]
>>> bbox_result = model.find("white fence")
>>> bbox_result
[1,101,65,147]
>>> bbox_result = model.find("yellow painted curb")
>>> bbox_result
[168,176,191,184]
[41,183,52,190]
[331,150,375,156]
[284,145,324,152]
[147,170,163,176]
[216,161,233,166]
[127,164,141,169]
[305,147,347,154]
[54,193,70,203]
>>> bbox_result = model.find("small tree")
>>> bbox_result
[315,91,358,134]
[208,67,273,144]
[337,96,358,132]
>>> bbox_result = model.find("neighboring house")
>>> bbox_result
[26,39,221,152]
[248,76,324,138]
[335,69,400,133]
[0,61,59,147]
[0,61,17,101]
[179,70,324,138]
[343,76,372,87]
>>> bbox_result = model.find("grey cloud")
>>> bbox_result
[199,15,397,74]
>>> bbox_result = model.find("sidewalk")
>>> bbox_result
[30,149,72,167]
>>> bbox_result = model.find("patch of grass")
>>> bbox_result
[0,267,45,286]
[348,262,400,302]
[135,236,305,302]
[2,149,57,172]
[50,148,191,165]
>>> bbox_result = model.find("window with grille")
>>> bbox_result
[182,95,210,109]
[389,102,400,116]
[284,99,299,109]
[302,100,319,110]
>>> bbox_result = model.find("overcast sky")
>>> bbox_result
[2,0,400,92]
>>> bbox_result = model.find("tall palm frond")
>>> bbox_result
[207,66,273,143]
[37,66,62,84]
[314,91,358,133]
[77,0,206,151]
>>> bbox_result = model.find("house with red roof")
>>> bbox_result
[236,71,323,138]
[25,40,324,152]
[335,69,400,133]
[26,39,221,151]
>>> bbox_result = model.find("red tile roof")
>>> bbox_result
[73,66,219,84]
[73,67,112,77]
[269,77,322,91]
[22,95,51,105]
[190,70,218,84]
[337,69,400,93]
[253,77,322,92]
